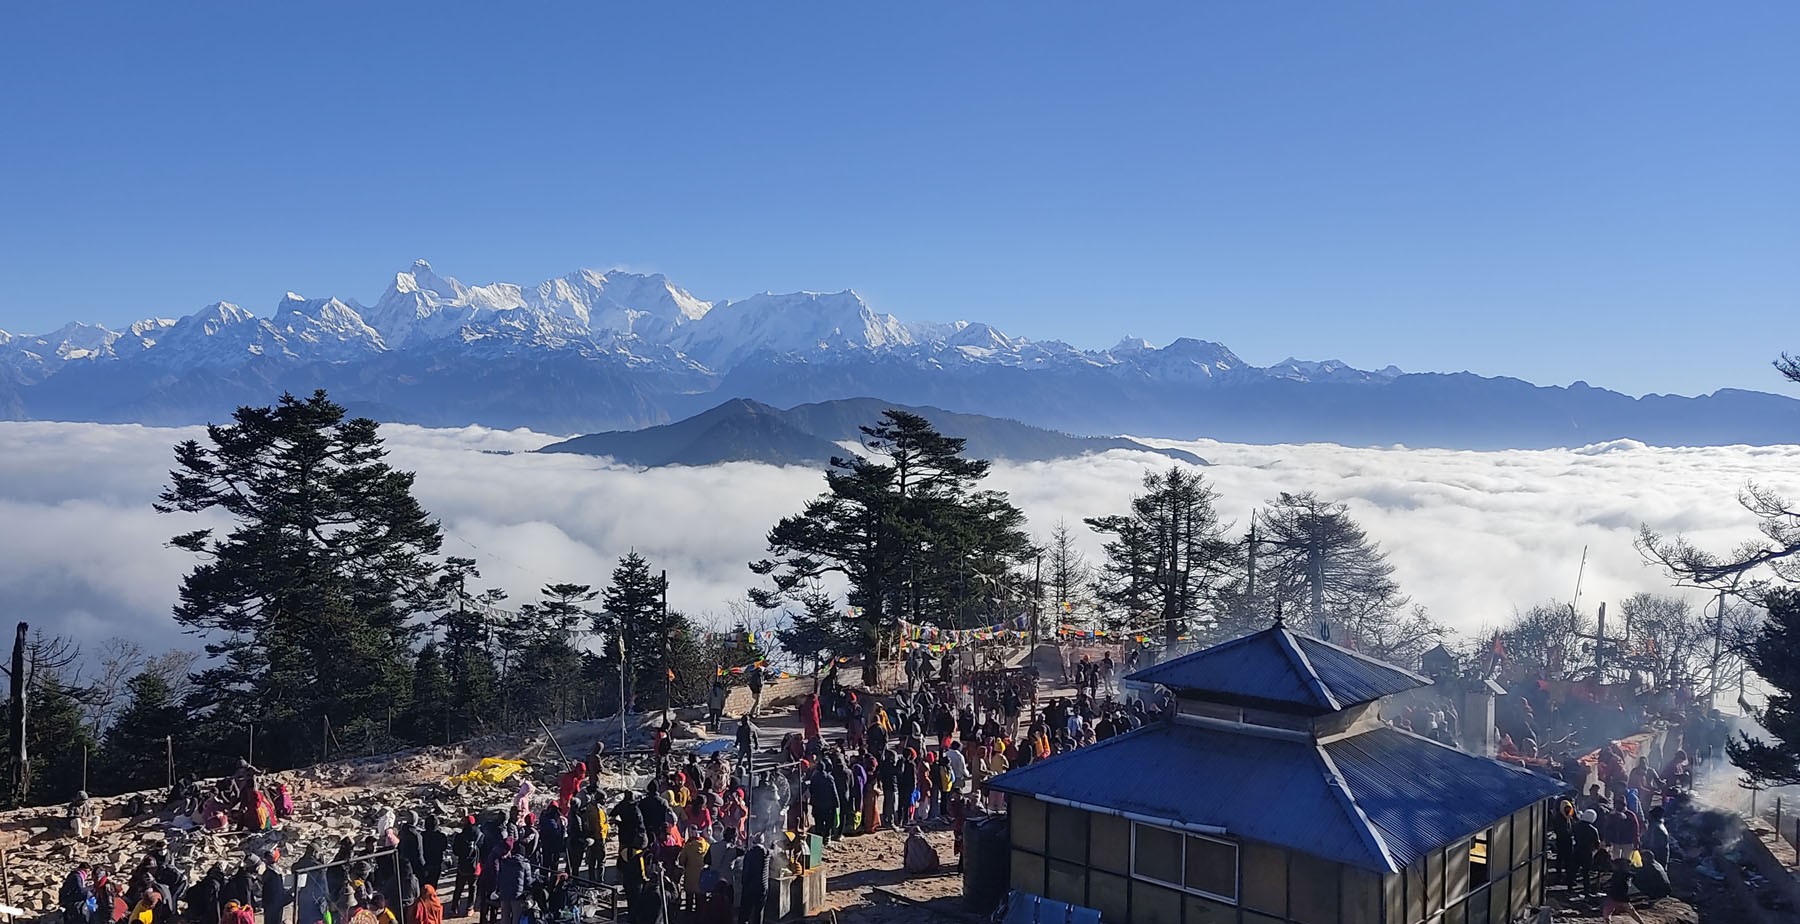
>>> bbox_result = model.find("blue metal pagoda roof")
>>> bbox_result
[990,720,1567,873]
[1125,623,1431,715]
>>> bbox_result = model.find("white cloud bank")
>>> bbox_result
[3,421,1794,657]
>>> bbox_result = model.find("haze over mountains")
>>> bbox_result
[2,260,1794,449]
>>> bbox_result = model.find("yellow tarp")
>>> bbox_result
[449,757,528,786]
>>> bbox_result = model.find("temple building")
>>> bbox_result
[991,623,1567,924]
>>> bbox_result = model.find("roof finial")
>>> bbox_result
[1273,599,1285,628]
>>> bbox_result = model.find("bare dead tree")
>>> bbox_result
[1638,356,1800,597]
[141,649,201,706]
[3,627,84,805]
[84,637,147,735]
[1044,518,1095,626]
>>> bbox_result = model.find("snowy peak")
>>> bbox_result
[144,301,281,367]
[187,301,255,331]
[942,321,1019,359]
[39,321,118,360]
[1106,337,1245,385]
[363,261,488,347]
[1267,357,1404,384]
[357,262,712,349]
[524,268,712,340]
[272,294,386,357]
[396,259,463,301]
[128,317,177,339]
[674,289,913,370]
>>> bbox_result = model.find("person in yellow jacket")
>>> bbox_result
[677,826,710,913]
[984,747,1010,811]
[131,889,165,924]
[582,797,610,877]
[666,773,690,812]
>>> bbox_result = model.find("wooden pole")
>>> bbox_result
[1710,587,1726,710]
[165,735,174,789]
[537,718,570,765]
[248,723,255,766]
[1030,554,1041,653]
[618,634,628,760]
[8,622,27,806]
[1245,519,1258,620]
[661,571,671,728]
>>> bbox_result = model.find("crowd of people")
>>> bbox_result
[61,636,1748,924]
[58,641,1180,924]
[1533,700,1735,922]
[1548,786,1680,922]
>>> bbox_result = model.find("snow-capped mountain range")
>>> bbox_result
[0,260,1392,388]
[1,260,1795,448]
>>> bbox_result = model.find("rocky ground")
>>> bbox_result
[4,711,705,920]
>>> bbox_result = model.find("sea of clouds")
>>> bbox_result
[4,421,1794,660]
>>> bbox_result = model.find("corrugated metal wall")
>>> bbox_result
[1007,795,1554,923]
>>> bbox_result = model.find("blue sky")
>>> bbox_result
[1,3,1794,397]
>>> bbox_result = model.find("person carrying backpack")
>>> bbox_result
[61,861,95,924]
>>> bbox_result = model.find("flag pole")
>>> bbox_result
[618,633,628,762]
[661,570,672,729]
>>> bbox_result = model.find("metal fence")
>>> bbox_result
[288,848,407,924]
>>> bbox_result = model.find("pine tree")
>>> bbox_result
[508,584,597,724]
[98,670,188,794]
[1086,466,1235,645]
[777,590,861,672]
[24,669,93,804]
[403,643,454,745]
[597,553,668,713]
[660,616,712,709]
[156,390,447,768]
[432,558,502,739]
[1729,590,1800,786]
[1255,492,1410,649]
[752,410,1033,681]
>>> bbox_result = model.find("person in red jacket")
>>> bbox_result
[556,762,585,813]
[801,692,822,743]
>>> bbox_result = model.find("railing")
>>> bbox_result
[1776,796,1800,857]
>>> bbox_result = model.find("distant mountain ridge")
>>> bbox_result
[538,397,1209,468]
[3,259,1797,449]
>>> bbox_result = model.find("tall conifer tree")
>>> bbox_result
[157,390,445,767]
